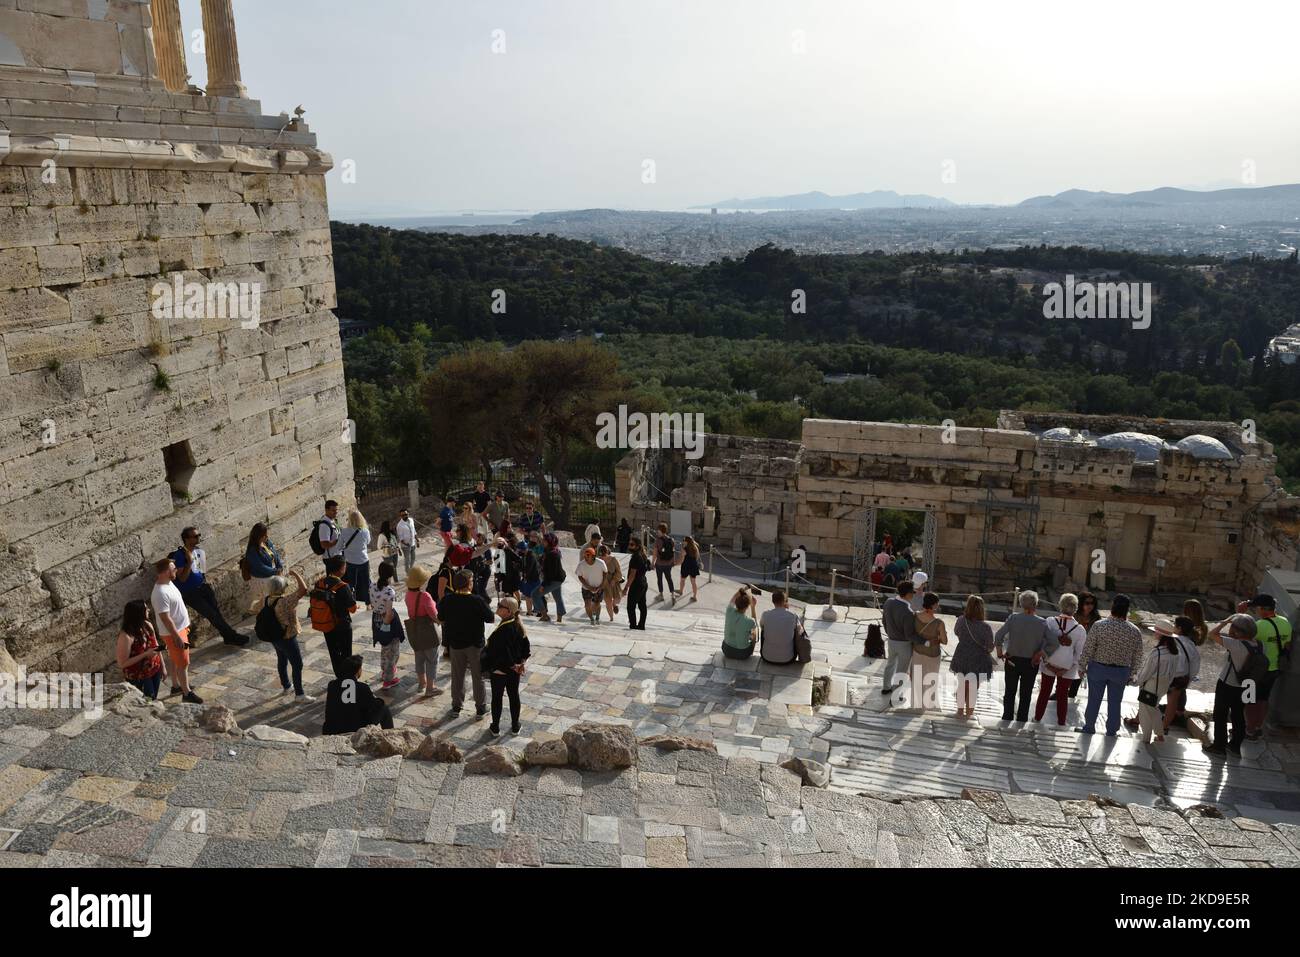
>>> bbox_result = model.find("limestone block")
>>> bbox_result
[110,483,173,532]
[35,244,84,285]
[67,277,149,323]
[0,285,72,333]
[84,450,163,510]
[0,246,39,289]
[0,207,58,248]
[0,437,95,505]
[0,478,89,544]
[41,533,144,609]
[0,10,123,74]
[54,203,140,245]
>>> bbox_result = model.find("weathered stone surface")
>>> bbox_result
[638,733,717,754]
[563,722,638,772]
[198,705,241,736]
[780,756,830,788]
[464,746,525,777]
[246,726,309,747]
[412,734,463,763]
[523,737,570,767]
[350,726,424,758]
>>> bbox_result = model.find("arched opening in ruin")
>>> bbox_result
[851,505,938,584]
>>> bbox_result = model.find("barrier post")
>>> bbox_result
[708,545,714,584]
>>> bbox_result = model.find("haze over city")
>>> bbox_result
[175,0,1300,216]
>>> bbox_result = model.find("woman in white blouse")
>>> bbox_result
[1133,618,1183,745]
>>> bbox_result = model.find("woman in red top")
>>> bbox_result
[405,564,443,698]
[116,599,165,699]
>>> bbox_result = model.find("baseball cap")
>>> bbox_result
[1250,594,1276,610]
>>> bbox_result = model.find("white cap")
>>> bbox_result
[912,571,929,587]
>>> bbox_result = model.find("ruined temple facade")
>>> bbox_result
[616,412,1300,597]
[0,1,353,670]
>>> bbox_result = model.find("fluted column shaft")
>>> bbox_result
[200,0,247,98]
[150,0,189,93]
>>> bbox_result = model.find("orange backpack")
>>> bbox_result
[309,578,354,632]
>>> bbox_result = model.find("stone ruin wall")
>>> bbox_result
[616,412,1298,596]
[0,0,354,672]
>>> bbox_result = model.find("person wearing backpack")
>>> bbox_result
[252,569,314,701]
[311,556,358,680]
[653,523,678,601]
[405,564,442,698]
[1132,619,1182,745]
[535,532,567,623]
[1204,613,1265,756]
[1243,593,1293,739]
[341,509,372,607]
[1033,594,1086,727]
[1162,615,1202,735]
[310,500,342,572]
[371,561,405,690]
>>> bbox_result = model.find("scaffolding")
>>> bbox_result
[977,478,1040,592]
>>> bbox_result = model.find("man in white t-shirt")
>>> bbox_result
[576,548,608,627]
[316,499,341,570]
[909,570,929,612]
[395,509,418,576]
[150,557,203,703]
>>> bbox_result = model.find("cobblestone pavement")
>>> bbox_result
[2,546,1297,867]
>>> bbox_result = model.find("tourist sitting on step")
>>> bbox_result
[322,655,393,735]
[759,590,806,666]
[171,527,251,647]
[722,587,759,660]
[995,590,1051,722]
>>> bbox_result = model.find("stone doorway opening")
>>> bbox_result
[852,505,938,584]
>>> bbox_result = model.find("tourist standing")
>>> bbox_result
[322,655,393,734]
[371,561,405,690]
[909,570,929,612]
[253,570,313,701]
[518,501,545,537]
[1075,594,1144,736]
[486,492,510,535]
[994,590,1050,722]
[1162,615,1202,735]
[950,595,994,718]
[653,523,678,600]
[623,538,650,630]
[615,518,633,553]
[722,587,759,659]
[598,544,623,622]
[1033,593,1086,727]
[680,536,702,601]
[437,570,493,718]
[912,592,948,711]
[376,520,398,569]
[314,500,341,572]
[882,581,921,698]
[394,508,418,575]
[405,564,442,698]
[438,497,456,548]
[1133,618,1182,745]
[1243,593,1293,739]
[576,547,608,626]
[172,527,250,646]
[1070,592,1102,699]
[116,599,165,700]
[341,509,372,607]
[1203,614,1264,756]
[311,555,358,680]
[484,596,531,735]
[518,540,542,615]
[1182,598,1209,645]
[243,522,284,603]
[536,533,567,624]
[472,481,490,518]
[151,557,202,703]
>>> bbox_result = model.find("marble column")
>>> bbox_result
[200,0,248,98]
[150,0,189,93]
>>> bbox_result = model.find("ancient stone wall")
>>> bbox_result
[0,0,354,671]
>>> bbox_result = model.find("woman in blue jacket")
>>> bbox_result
[244,522,284,601]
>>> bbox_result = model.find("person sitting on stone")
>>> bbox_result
[759,590,804,665]
[322,655,393,735]
[722,587,759,660]
[172,526,250,646]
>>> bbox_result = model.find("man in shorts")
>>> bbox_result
[576,547,608,627]
[150,557,203,703]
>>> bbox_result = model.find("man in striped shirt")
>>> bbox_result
[1076,594,1145,736]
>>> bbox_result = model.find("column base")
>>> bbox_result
[205,82,248,98]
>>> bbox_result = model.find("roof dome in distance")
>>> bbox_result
[1042,427,1086,442]
[1095,431,1169,461]
[1174,434,1234,459]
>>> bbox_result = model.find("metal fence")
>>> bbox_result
[356,464,616,534]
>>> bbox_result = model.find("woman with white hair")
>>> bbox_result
[341,508,372,607]
[250,568,313,701]
[1034,593,1086,727]
[1203,613,1263,756]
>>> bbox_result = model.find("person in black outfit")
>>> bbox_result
[314,556,357,679]
[472,481,490,516]
[437,570,495,718]
[322,655,393,734]
[615,519,632,553]
[484,596,532,735]
[623,538,651,630]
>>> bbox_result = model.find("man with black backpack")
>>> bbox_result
[310,555,357,680]
[1204,613,1265,756]
[1242,593,1293,740]
[309,500,342,573]
[653,522,678,601]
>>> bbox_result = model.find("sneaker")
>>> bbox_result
[448,708,462,718]
[167,685,183,698]
[182,691,204,704]
[556,616,563,624]
[475,706,488,719]
[1245,729,1263,741]
[279,686,294,698]
[1227,742,1243,756]
[879,688,893,697]
[1074,726,1094,734]
[381,679,400,690]
[510,723,521,735]
[295,693,316,703]
[488,724,500,736]
[223,634,251,647]
[1202,742,1227,755]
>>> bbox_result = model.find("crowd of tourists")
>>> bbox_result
[872,577,1292,754]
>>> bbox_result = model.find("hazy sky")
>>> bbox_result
[178,0,1300,214]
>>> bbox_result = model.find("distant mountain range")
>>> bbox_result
[1018,183,1300,209]
[694,190,956,210]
